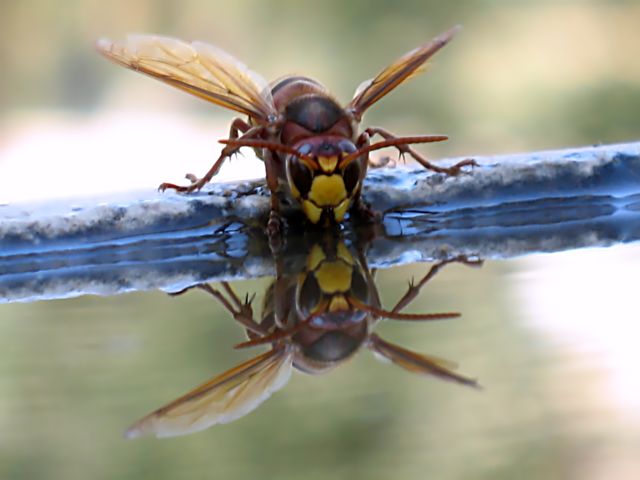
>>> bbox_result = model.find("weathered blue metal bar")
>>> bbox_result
[1,141,639,303]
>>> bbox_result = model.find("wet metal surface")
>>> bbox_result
[1,142,640,303]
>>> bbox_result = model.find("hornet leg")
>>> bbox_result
[364,126,477,175]
[159,118,262,193]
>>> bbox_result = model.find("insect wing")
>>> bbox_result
[347,25,460,119]
[125,347,294,438]
[97,35,277,121]
[368,334,479,388]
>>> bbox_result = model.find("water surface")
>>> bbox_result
[1,238,639,479]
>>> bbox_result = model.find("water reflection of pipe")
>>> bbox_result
[1,142,640,303]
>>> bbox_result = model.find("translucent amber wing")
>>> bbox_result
[97,35,277,120]
[125,347,293,438]
[347,26,460,119]
[369,334,479,388]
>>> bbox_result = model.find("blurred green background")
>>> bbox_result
[1,1,640,479]
[2,0,639,203]
[2,0,639,154]
[2,247,640,480]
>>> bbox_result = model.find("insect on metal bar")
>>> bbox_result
[97,26,475,234]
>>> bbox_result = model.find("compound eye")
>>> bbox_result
[288,155,313,198]
[342,159,361,195]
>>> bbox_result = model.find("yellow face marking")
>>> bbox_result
[308,175,347,207]
[315,261,352,294]
[333,198,350,223]
[302,200,322,224]
[317,155,338,174]
[329,295,349,312]
[307,244,326,271]
[336,241,354,265]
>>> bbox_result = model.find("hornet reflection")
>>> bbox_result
[126,234,481,438]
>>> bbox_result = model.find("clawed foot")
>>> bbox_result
[267,210,283,235]
[234,293,255,324]
[158,173,208,193]
[267,211,284,253]
[439,158,478,176]
[452,254,484,268]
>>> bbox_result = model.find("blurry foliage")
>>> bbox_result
[556,82,640,145]
[1,0,639,154]
[0,261,557,480]
[2,254,628,479]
